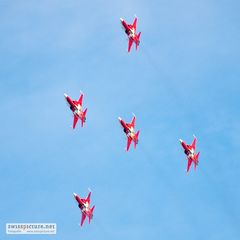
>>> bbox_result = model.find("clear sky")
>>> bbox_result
[1,0,240,239]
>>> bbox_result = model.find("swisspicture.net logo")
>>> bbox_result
[6,223,57,234]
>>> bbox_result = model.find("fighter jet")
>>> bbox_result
[180,135,200,173]
[73,191,95,227]
[120,17,141,52]
[64,92,87,129]
[118,114,140,151]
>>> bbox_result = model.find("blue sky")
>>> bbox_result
[0,0,240,239]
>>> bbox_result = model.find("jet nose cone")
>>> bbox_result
[73,192,77,197]
[118,117,122,122]
[120,18,124,22]
[64,93,68,98]
[179,139,183,143]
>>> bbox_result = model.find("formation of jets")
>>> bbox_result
[65,16,201,227]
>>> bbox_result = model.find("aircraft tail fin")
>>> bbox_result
[134,130,140,149]
[136,32,141,50]
[89,205,95,224]
[91,205,95,214]
[194,152,200,170]
[81,108,88,127]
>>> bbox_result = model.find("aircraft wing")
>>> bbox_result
[73,115,79,129]
[131,116,136,128]
[186,158,193,173]
[86,192,91,205]
[133,17,137,30]
[81,213,86,226]
[191,137,197,151]
[181,140,188,150]
[126,137,132,151]
[128,39,133,52]
[78,94,83,106]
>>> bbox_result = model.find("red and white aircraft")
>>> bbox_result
[64,92,87,129]
[73,191,95,227]
[120,17,141,52]
[118,114,140,151]
[180,135,200,173]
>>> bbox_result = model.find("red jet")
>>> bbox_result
[118,115,140,151]
[64,92,87,129]
[73,191,95,227]
[180,136,200,173]
[120,17,141,52]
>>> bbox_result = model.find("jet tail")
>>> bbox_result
[81,108,88,127]
[136,32,141,50]
[195,152,200,162]
[89,205,95,223]
[91,205,95,214]
[134,130,140,148]
[194,152,200,170]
